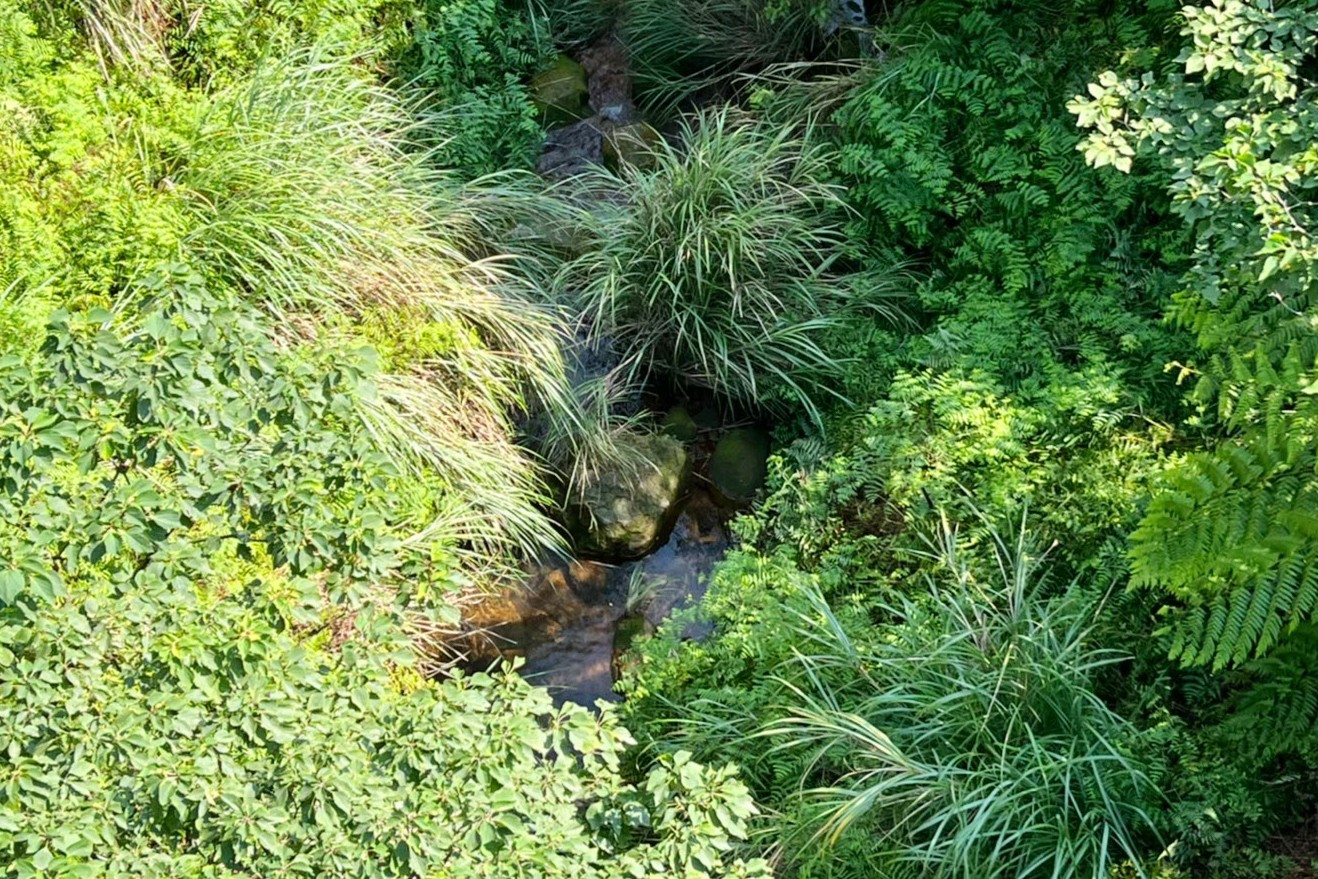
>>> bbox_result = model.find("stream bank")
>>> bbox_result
[473,487,729,706]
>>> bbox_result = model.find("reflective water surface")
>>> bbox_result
[489,490,729,706]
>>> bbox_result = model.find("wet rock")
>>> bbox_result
[692,404,722,431]
[579,36,635,122]
[660,405,698,442]
[568,433,690,560]
[461,571,569,663]
[536,117,603,181]
[602,121,662,170]
[566,559,610,600]
[709,428,770,505]
[531,54,589,125]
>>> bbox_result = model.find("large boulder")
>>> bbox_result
[531,55,589,125]
[602,121,662,170]
[709,427,770,505]
[568,433,690,560]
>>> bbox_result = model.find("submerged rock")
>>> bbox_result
[709,428,770,505]
[460,559,611,663]
[568,433,690,560]
[536,117,603,181]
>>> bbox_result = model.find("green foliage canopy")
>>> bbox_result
[834,0,1189,408]
[1077,0,1318,723]
[0,268,770,879]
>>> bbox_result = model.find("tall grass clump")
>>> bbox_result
[36,0,170,71]
[565,107,904,423]
[537,0,617,47]
[762,522,1161,878]
[170,50,595,573]
[621,0,832,111]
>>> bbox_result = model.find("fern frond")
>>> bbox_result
[1221,625,1318,764]
[1132,419,1318,669]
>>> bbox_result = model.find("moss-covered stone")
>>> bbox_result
[568,433,690,560]
[709,428,770,505]
[661,405,698,442]
[531,55,588,125]
[602,121,662,170]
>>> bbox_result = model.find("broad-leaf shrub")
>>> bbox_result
[0,269,770,879]
[1076,0,1318,782]
[733,369,1167,588]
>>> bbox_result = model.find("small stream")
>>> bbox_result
[473,35,757,706]
[484,489,728,706]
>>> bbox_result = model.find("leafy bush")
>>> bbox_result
[4,0,622,593]
[832,0,1189,409]
[726,367,1167,597]
[565,107,905,422]
[0,2,186,305]
[622,525,1162,878]
[0,268,770,879]
[161,0,414,85]
[1077,0,1318,780]
[398,0,551,174]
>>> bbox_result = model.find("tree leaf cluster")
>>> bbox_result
[0,266,769,879]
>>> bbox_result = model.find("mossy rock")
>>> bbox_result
[531,55,588,125]
[602,121,662,170]
[709,428,770,505]
[568,433,690,561]
[661,405,698,442]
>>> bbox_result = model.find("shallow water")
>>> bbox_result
[495,490,729,707]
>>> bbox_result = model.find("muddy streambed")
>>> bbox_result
[472,489,728,706]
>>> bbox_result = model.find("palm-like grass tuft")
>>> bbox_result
[622,0,828,112]
[566,107,905,423]
[762,520,1160,878]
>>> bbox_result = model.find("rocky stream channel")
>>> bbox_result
[465,405,771,706]
[454,36,781,706]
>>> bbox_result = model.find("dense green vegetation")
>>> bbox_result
[4,0,1318,877]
